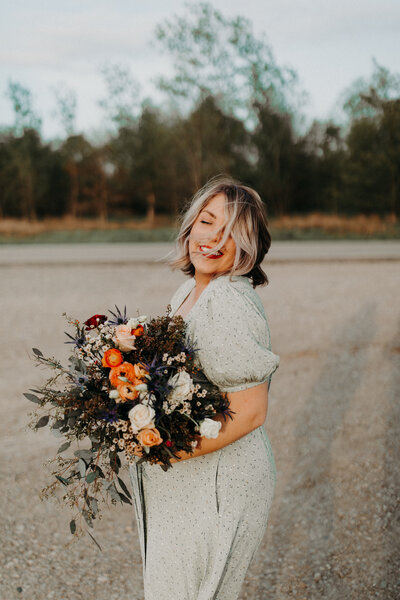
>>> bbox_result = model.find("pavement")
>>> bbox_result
[0,240,399,266]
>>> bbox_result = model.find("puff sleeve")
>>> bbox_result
[189,281,280,394]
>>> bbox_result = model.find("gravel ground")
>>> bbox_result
[0,245,399,600]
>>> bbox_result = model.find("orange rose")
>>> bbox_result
[137,428,163,447]
[117,382,139,402]
[132,324,144,337]
[109,362,140,387]
[102,348,123,368]
[133,362,149,380]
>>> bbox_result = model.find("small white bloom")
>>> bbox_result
[199,418,222,439]
[138,315,147,323]
[109,390,120,400]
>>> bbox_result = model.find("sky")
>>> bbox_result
[0,0,399,139]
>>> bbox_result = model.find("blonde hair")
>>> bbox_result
[168,175,272,287]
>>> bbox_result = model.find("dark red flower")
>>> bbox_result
[84,314,108,330]
[165,440,173,447]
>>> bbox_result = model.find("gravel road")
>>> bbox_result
[0,242,399,600]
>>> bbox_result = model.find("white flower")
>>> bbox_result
[127,317,139,329]
[138,315,147,323]
[112,324,136,352]
[167,371,193,404]
[128,404,155,433]
[199,418,222,439]
[109,390,121,400]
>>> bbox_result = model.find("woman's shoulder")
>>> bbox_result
[208,274,267,320]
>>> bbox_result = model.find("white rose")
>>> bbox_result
[167,371,193,404]
[112,324,136,352]
[199,418,222,439]
[128,404,155,433]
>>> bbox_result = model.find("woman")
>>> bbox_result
[129,175,280,600]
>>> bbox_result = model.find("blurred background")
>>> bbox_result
[0,0,399,242]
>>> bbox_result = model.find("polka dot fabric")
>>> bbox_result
[129,274,280,599]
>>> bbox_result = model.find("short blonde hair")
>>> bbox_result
[168,175,272,287]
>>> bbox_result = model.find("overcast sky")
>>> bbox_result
[1,0,399,138]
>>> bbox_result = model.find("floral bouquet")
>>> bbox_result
[25,304,233,544]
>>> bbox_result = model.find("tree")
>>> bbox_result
[154,2,299,129]
[6,80,42,136]
[341,61,400,216]
[53,84,77,137]
[98,63,141,130]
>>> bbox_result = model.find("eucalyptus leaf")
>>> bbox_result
[90,498,99,515]
[32,347,43,357]
[105,482,121,503]
[117,476,132,499]
[52,420,64,430]
[74,449,93,462]
[70,519,76,534]
[78,459,86,478]
[86,471,98,484]
[57,441,71,454]
[23,393,41,404]
[110,455,119,474]
[55,475,70,486]
[35,415,49,429]
[118,492,132,505]
[51,428,64,439]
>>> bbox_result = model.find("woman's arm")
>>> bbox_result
[167,380,269,463]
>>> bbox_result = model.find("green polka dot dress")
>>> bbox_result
[129,274,280,599]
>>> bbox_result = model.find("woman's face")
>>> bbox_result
[188,193,236,282]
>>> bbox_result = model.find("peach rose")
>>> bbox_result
[109,362,140,387]
[117,382,140,402]
[113,324,136,352]
[133,362,149,380]
[102,348,123,368]
[137,428,163,447]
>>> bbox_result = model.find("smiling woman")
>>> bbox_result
[172,175,272,289]
[129,174,280,600]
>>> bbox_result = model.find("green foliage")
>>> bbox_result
[155,1,299,127]
[0,11,399,220]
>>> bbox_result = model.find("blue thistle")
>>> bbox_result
[64,324,86,348]
[98,407,119,423]
[107,304,128,326]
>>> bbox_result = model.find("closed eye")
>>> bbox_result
[200,220,212,224]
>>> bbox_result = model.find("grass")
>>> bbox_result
[0,213,398,244]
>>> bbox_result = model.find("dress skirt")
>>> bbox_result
[129,425,277,600]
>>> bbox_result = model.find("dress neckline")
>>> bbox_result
[173,274,245,321]
[173,277,204,321]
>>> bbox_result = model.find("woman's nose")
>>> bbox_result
[210,228,223,244]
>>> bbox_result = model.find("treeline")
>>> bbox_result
[0,3,399,221]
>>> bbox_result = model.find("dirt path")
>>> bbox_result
[0,248,399,599]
